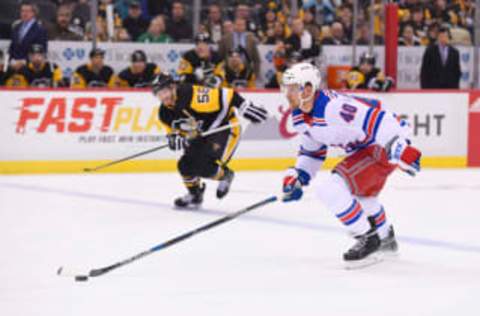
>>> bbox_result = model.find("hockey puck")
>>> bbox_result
[75,275,89,282]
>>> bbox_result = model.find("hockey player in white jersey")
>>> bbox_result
[280,62,421,267]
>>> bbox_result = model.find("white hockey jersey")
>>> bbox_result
[292,90,410,179]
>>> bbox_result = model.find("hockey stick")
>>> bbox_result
[57,195,278,281]
[83,122,240,172]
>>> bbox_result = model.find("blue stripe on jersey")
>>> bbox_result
[312,91,330,120]
[362,107,374,132]
[298,145,327,160]
[291,108,304,126]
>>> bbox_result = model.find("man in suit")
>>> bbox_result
[420,26,461,89]
[8,1,48,71]
[218,17,260,76]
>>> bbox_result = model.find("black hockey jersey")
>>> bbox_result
[71,64,116,88]
[5,62,63,87]
[177,49,224,87]
[158,84,244,135]
[224,64,255,89]
[117,63,160,88]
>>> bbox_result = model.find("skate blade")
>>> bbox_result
[344,253,384,270]
[173,204,202,211]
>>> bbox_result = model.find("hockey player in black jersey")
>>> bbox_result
[153,73,268,209]
[5,44,64,87]
[177,33,224,88]
[116,50,160,88]
[71,48,116,88]
[345,52,394,91]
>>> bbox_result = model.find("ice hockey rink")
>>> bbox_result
[1,169,479,316]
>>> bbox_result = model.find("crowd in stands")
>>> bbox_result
[0,0,474,90]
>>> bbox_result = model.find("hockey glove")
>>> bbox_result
[386,136,422,176]
[282,168,311,202]
[167,132,189,151]
[239,101,268,124]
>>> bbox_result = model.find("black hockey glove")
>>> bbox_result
[239,101,268,124]
[167,132,189,151]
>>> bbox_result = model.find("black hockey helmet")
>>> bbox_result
[359,52,376,65]
[152,72,175,95]
[194,32,211,44]
[89,48,106,58]
[131,49,147,63]
[29,44,46,55]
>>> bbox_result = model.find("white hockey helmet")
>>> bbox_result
[282,62,322,92]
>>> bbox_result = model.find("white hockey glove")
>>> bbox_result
[386,136,422,176]
[239,100,268,124]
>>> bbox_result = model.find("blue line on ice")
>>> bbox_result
[2,181,480,255]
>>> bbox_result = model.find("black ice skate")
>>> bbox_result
[367,216,399,254]
[174,183,206,209]
[379,225,399,254]
[216,168,234,199]
[344,229,381,269]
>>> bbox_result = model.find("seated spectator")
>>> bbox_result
[302,0,337,25]
[223,20,234,36]
[356,23,384,45]
[47,5,83,41]
[259,8,277,43]
[399,23,421,46]
[8,1,48,71]
[450,26,472,46]
[177,33,224,88]
[344,52,393,91]
[285,17,320,63]
[122,0,149,41]
[263,20,288,44]
[224,47,255,89]
[420,26,461,89]
[71,0,90,34]
[116,50,160,88]
[202,3,223,43]
[114,27,131,42]
[321,21,349,45]
[218,17,260,76]
[84,16,109,42]
[5,44,63,87]
[303,8,320,41]
[234,2,259,34]
[137,15,172,43]
[0,50,7,85]
[166,1,192,42]
[337,4,353,40]
[410,6,426,41]
[71,48,116,88]
[425,22,440,46]
[265,44,302,89]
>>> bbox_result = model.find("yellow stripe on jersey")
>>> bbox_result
[220,112,241,164]
[191,86,220,113]
[177,58,193,75]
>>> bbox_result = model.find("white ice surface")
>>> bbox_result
[1,169,480,316]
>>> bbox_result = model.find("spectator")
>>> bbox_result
[224,47,255,89]
[302,0,337,26]
[234,3,258,34]
[420,26,461,89]
[0,50,6,85]
[425,21,440,46]
[177,33,224,88]
[137,15,172,43]
[344,52,393,91]
[4,44,63,87]
[202,3,223,43]
[84,16,109,42]
[398,23,421,46]
[71,0,90,34]
[285,17,320,63]
[410,6,426,41]
[337,4,353,41]
[8,1,48,71]
[166,1,192,42]
[259,8,277,43]
[47,5,83,41]
[263,20,288,44]
[303,8,320,41]
[116,50,160,87]
[122,0,149,41]
[356,23,383,45]
[147,0,171,17]
[223,20,234,36]
[71,48,116,88]
[218,17,261,76]
[321,22,349,45]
